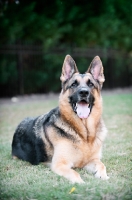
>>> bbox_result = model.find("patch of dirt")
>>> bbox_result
[0,87,132,105]
[0,93,58,105]
[102,87,132,95]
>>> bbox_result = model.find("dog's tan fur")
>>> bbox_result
[45,55,109,183]
[12,55,109,183]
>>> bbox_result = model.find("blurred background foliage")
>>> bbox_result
[1,0,132,49]
[0,0,132,96]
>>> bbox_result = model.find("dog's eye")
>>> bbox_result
[71,81,78,88]
[87,81,94,87]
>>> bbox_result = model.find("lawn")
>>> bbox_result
[0,92,132,200]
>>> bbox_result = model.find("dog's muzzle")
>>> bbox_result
[75,88,90,119]
[71,88,92,119]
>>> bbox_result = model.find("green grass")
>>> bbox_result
[0,93,132,200]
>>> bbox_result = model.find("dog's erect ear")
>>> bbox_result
[87,56,105,87]
[60,55,78,82]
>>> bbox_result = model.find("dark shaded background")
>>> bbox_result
[0,0,132,96]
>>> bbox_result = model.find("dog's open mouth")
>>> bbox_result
[76,100,90,119]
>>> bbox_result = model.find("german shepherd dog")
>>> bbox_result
[12,55,109,183]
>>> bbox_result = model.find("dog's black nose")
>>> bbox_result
[79,89,89,97]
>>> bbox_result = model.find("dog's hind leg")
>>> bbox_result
[12,155,18,160]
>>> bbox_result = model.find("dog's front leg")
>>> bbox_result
[84,159,109,180]
[51,155,84,184]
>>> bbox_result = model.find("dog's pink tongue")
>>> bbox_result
[76,103,90,119]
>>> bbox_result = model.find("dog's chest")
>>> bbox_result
[53,117,102,168]
[72,140,102,168]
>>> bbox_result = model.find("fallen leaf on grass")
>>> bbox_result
[69,187,76,194]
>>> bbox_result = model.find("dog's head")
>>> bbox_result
[60,55,105,119]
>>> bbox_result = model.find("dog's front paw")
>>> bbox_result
[70,175,85,184]
[94,171,109,180]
